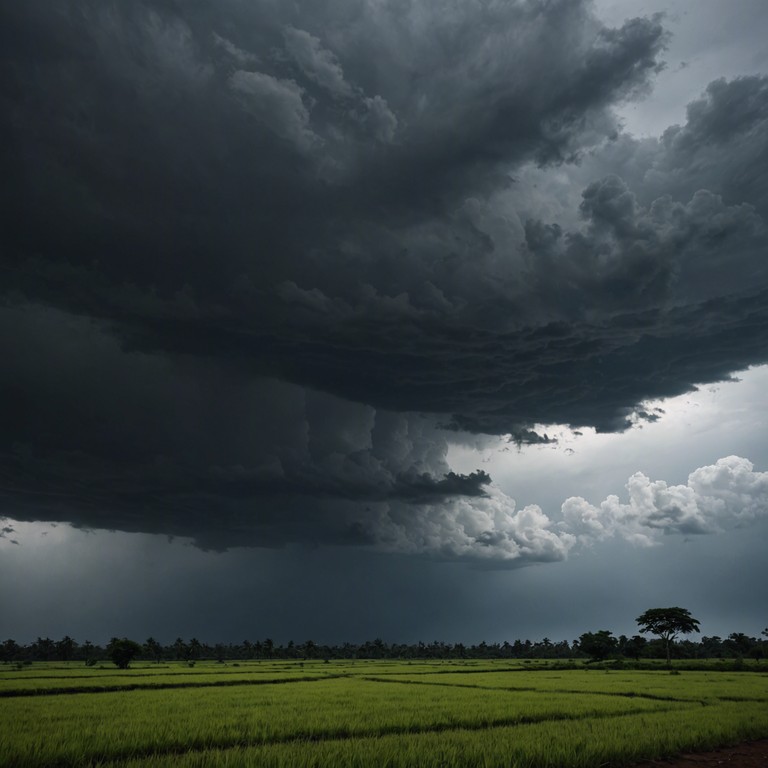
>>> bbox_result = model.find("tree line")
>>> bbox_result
[3,613,766,667]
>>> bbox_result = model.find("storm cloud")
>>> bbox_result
[2,0,768,562]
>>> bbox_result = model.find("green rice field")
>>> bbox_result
[1,660,767,767]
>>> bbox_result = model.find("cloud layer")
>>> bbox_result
[2,1,767,559]
[562,455,768,547]
[338,454,768,563]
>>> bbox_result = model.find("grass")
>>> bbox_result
[1,660,766,767]
[107,703,768,768]
[366,668,768,702]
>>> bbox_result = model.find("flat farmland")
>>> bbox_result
[1,661,767,767]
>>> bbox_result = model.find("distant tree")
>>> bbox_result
[699,636,724,658]
[144,637,163,663]
[1,639,20,663]
[56,636,76,662]
[188,638,202,660]
[34,637,55,661]
[724,632,753,657]
[577,631,618,662]
[172,637,187,661]
[107,638,142,670]
[302,639,318,660]
[636,607,700,666]
[622,635,647,661]
[554,640,572,658]
[82,640,94,666]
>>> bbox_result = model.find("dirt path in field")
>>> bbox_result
[632,738,768,767]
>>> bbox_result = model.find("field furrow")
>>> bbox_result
[0,672,345,697]
[97,701,768,768]
[1,662,766,768]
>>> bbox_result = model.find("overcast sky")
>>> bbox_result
[1,0,767,646]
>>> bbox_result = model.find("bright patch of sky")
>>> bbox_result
[448,364,768,516]
[595,0,768,136]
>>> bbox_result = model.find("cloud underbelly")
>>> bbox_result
[2,0,768,569]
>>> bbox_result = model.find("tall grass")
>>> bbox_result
[0,661,765,767]
[102,702,768,768]
[369,669,768,702]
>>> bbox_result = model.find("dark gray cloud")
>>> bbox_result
[2,0,767,560]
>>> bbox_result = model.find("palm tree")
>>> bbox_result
[56,636,76,661]
[172,637,187,660]
[188,638,202,660]
[144,637,163,663]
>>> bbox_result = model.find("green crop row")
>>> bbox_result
[365,669,768,702]
[0,677,678,767]
[103,701,768,768]
[0,670,339,696]
[1,665,766,767]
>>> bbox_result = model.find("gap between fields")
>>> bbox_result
[0,673,349,698]
[359,676,712,704]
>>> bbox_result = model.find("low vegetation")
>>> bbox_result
[3,612,765,766]
[1,659,767,767]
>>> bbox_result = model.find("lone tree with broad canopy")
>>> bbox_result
[636,607,700,666]
[577,630,618,662]
[107,637,142,670]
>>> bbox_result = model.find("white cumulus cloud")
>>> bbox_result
[560,456,768,546]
